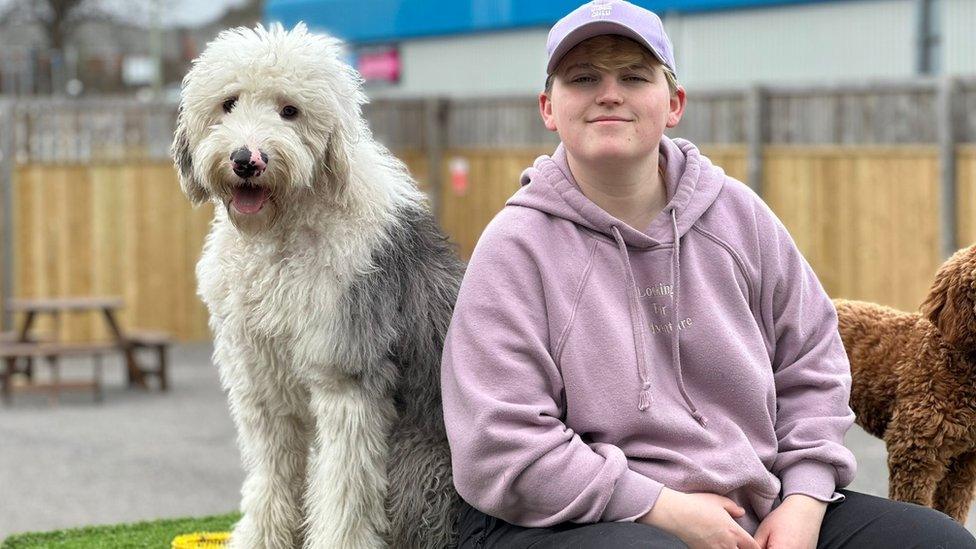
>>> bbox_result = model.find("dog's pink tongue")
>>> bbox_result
[232,186,269,214]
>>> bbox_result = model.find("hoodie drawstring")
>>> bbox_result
[610,213,708,428]
[669,210,708,427]
[610,226,654,411]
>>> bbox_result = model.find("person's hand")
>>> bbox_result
[753,494,827,549]
[637,487,760,549]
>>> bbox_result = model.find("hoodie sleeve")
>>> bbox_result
[441,214,662,527]
[756,205,857,503]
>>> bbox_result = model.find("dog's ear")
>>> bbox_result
[920,265,954,334]
[172,105,209,206]
[320,58,367,197]
[322,118,355,194]
[920,247,976,349]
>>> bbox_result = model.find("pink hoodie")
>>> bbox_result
[440,136,857,534]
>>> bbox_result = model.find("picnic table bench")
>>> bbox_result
[0,341,115,404]
[1,296,171,405]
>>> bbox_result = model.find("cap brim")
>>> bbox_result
[547,20,666,75]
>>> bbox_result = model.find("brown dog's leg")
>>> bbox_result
[932,451,976,523]
[887,442,945,507]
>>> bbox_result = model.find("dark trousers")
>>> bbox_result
[456,490,976,548]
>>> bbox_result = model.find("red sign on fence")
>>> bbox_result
[450,157,469,195]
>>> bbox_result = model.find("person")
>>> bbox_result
[440,1,976,548]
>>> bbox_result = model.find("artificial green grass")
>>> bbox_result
[1,512,240,549]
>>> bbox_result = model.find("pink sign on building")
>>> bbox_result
[357,48,401,83]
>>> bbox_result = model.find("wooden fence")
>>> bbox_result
[11,162,213,341]
[2,78,975,340]
[763,146,941,310]
[4,145,974,340]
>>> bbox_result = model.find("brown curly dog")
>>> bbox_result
[834,244,976,523]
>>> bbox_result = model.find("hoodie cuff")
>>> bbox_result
[602,469,664,522]
[779,460,843,503]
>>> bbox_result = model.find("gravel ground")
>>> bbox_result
[1,341,974,539]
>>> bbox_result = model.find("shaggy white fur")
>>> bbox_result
[172,23,461,549]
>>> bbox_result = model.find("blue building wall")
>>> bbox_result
[264,0,838,45]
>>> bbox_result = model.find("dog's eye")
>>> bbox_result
[222,97,237,113]
[281,105,299,119]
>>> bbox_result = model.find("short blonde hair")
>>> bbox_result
[545,35,678,97]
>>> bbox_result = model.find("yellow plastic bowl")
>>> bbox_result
[171,531,231,548]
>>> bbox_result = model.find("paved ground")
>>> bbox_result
[0,343,242,539]
[1,342,974,539]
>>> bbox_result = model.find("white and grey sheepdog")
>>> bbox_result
[171,23,463,548]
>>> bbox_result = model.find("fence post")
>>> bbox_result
[936,76,959,259]
[745,85,766,196]
[424,97,447,223]
[0,99,13,331]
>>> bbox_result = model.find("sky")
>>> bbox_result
[0,0,249,28]
[111,0,248,28]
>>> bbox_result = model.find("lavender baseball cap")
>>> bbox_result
[546,0,676,76]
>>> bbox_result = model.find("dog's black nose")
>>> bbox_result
[230,147,268,179]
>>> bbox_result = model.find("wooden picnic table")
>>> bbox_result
[5,296,151,389]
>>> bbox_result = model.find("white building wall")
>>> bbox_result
[943,0,976,76]
[367,28,549,99]
[666,0,917,88]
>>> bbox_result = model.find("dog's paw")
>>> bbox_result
[303,526,387,549]
[229,513,301,549]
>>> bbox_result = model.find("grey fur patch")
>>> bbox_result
[340,203,465,548]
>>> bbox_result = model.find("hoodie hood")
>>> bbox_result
[512,136,726,425]
[513,136,724,248]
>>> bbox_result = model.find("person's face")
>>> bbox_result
[539,44,686,165]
